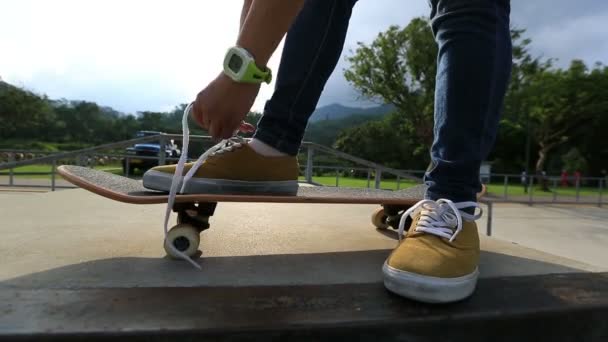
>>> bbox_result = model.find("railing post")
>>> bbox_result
[528,175,534,206]
[552,179,557,202]
[396,175,401,190]
[503,175,508,199]
[598,179,603,208]
[374,169,382,190]
[335,168,340,187]
[51,159,57,191]
[306,146,314,183]
[125,158,130,178]
[367,169,371,189]
[158,135,167,166]
[8,153,14,186]
[575,179,580,203]
[486,202,493,237]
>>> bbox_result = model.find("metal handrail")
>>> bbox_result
[0,134,213,170]
[1,135,605,206]
[302,142,420,182]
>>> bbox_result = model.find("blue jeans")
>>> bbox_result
[254,0,512,203]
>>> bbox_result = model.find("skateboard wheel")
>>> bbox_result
[371,208,390,230]
[164,224,200,259]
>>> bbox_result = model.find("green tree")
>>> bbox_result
[344,18,436,151]
[334,120,414,169]
[491,29,551,173]
[526,60,607,173]
[561,148,587,173]
[0,81,55,140]
[341,18,608,175]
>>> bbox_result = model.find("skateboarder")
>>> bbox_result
[143,0,512,303]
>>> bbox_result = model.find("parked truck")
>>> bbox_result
[121,131,181,175]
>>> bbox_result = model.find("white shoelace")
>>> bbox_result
[397,199,482,242]
[162,104,244,269]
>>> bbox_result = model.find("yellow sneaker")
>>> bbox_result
[382,199,482,303]
[143,139,299,195]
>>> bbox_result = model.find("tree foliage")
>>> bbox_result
[339,17,608,175]
[0,80,261,151]
[344,19,436,150]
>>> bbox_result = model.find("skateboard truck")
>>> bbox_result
[173,202,217,232]
[372,205,412,230]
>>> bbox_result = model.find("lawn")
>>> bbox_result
[299,175,604,198]
[299,175,420,190]
[0,164,123,179]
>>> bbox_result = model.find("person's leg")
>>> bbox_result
[253,0,358,156]
[424,0,512,203]
[383,0,512,303]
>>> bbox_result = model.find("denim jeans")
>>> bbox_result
[254,0,512,203]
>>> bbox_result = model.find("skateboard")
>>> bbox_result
[57,165,485,259]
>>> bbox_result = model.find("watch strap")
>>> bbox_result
[242,60,272,84]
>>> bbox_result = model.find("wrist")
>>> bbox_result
[236,37,270,68]
[223,46,272,84]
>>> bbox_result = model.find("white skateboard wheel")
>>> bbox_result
[164,224,200,258]
[371,208,390,230]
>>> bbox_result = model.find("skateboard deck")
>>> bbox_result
[58,165,485,260]
[57,165,428,206]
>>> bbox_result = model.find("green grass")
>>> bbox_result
[299,175,420,190]
[299,175,603,198]
[0,164,123,179]
[486,183,602,198]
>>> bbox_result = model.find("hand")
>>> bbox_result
[191,73,260,140]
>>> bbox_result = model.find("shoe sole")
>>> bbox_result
[143,170,298,195]
[382,262,478,304]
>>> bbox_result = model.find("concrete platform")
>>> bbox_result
[0,189,607,341]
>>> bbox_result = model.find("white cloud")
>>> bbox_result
[0,0,282,112]
[528,12,608,67]
[1,0,606,114]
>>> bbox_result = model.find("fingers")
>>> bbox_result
[218,120,240,140]
[191,97,208,130]
[209,120,236,141]
[239,122,255,133]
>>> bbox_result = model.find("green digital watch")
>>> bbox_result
[223,46,272,84]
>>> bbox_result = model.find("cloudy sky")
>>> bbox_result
[1,0,607,114]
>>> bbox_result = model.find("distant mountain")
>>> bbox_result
[309,103,395,122]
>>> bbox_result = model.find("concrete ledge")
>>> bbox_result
[1,189,607,341]
[2,272,607,341]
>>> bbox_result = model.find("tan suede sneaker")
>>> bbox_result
[143,141,299,195]
[382,199,482,303]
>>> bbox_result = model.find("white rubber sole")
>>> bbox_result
[382,262,479,303]
[142,170,298,195]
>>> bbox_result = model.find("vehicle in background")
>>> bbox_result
[121,131,180,175]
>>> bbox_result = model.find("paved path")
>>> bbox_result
[478,202,608,269]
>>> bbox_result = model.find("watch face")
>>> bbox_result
[228,53,243,73]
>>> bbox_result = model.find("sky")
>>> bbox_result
[1,0,607,114]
